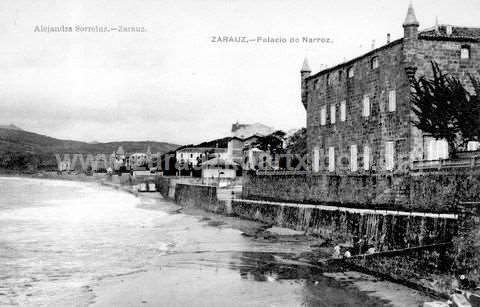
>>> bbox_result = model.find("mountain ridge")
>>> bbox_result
[0,127,180,171]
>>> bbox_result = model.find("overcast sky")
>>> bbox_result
[0,0,478,145]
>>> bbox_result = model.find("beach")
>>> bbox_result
[0,176,434,306]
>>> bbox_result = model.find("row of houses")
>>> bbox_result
[170,123,276,181]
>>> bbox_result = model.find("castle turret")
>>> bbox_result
[402,3,419,76]
[300,57,311,110]
[403,3,419,40]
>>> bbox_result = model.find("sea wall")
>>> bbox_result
[232,199,457,250]
[156,176,170,197]
[242,172,413,211]
[174,183,227,213]
[242,170,480,213]
[154,176,202,199]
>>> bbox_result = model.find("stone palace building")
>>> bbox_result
[301,4,480,174]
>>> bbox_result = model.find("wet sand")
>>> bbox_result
[91,193,434,307]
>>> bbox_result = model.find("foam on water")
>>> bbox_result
[0,177,172,306]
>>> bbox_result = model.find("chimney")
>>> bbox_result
[387,33,391,43]
[371,39,376,49]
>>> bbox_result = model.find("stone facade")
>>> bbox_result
[302,5,480,175]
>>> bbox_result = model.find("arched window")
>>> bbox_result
[461,45,471,59]
[371,57,379,69]
[338,70,343,81]
[326,74,331,86]
[347,67,354,78]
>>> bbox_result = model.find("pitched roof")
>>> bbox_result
[419,25,480,41]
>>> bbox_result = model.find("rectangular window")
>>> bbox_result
[461,46,470,59]
[330,104,336,124]
[468,141,480,151]
[371,57,379,69]
[385,141,395,171]
[320,106,326,126]
[363,145,370,171]
[362,95,370,117]
[313,146,320,172]
[350,145,358,172]
[427,139,449,160]
[328,147,335,172]
[388,90,396,112]
[340,100,346,122]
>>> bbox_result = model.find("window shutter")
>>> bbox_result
[388,90,396,112]
[363,145,370,170]
[350,145,358,172]
[328,147,335,172]
[385,142,395,171]
[340,101,346,122]
[320,107,326,126]
[363,96,370,117]
[313,146,320,172]
[330,104,336,124]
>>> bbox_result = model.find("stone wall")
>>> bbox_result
[154,176,202,199]
[414,39,480,91]
[155,175,170,197]
[232,199,456,250]
[174,183,226,213]
[242,170,480,213]
[242,172,411,210]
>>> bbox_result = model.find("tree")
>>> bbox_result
[284,128,308,170]
[456,76,480,148]
[410,62,480,157]
[252,130,286,154]
[285,128,307,155]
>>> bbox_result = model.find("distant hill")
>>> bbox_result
[0,124,23,131]
[0,127,179,171]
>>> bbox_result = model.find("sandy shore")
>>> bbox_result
[88,191,436,307]
[0,174,442,306]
